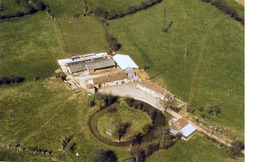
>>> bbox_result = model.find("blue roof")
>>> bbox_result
[179,124,196,137]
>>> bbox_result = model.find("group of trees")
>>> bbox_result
[228,140,244,158]
[105,33,121,52]
[125,98,157,120]
[91,148,117,162]
[112,118,131,141]
[197,104,221,118]
[201,0,244,24]
[90,0,162,20]
[0,75,25,85]
[0,0,46,19]
[95,93,118,108]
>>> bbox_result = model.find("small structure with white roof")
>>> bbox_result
[113,54,139,70]
[169,118,196,140]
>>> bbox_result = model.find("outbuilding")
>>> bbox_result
[113,54,139,70]
[169,118,196,140]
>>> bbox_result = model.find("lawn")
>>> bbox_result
[108,0,244,133]
[97,102,152,141]
[0,12,64,80]
[86,0,148,11]
[147,133,243,162]
[43,0,84,18]
[56,16,110,55]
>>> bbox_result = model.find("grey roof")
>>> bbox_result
[65,55,106,64]
[86,59,115,70]
[68,63,87,74]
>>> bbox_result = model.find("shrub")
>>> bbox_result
[25,4,37,14]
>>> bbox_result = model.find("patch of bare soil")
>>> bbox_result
[235,0,244,6]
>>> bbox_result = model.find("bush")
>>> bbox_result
[0,76,25,85]
[25,4,37,14]
[91,148,117,162]
[228,140,244,158]
[145,143,159,156]
[105,34,121,51]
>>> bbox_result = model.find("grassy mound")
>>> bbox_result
[97,102,152,141]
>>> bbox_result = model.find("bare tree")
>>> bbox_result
[161,93,175,112]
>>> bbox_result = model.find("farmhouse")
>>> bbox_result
[113,54,139,70]
[88,72,130,88]
[136,80,168,100]
[169,118,196,140]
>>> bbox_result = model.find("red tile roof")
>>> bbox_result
[170,118,189,131]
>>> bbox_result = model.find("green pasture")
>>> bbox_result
[0,12,64,80]
[108,0,244,132]
[147,133,243,162]
[97,102,152,141]
[56,16,109,55]
[43,0,84,18]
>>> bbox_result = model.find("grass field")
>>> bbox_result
[108,0,244,133]
[97,102,152,141]
[56,16,110,55]
[147,133,243,162]
[43,0,84,18]
[0,12,64,80]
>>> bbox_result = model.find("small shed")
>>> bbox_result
[106,129,113,136]
[169,118,196,140]
[113,54,139,70]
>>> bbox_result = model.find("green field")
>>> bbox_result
[147,133,243,162]
[43,0,84,18]
[0,12,64,80]
[56,16,109,55]
[97,102,152,141]
[108,0,244,133]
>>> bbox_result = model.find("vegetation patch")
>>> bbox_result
[97,102,152,142]
[0,0,46,19]
[0,12,64,80]
[56,16,109,55]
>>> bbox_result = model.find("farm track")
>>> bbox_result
[187,16,225,107]
[20,94,77,145]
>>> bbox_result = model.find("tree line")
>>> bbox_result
[90,0,162,20]
[0,0,46,20]
[0,75,25,85]
[201,0,244,24]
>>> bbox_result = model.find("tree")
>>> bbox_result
[207,104,220,116]
[34,1,46,11]
[91,148,117,162]
[155,126,174,149]
[25,4,37,14]
[130,147,145,162]
[229,140,244,158]
[160,93,175,112]
[113,118,131,141]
